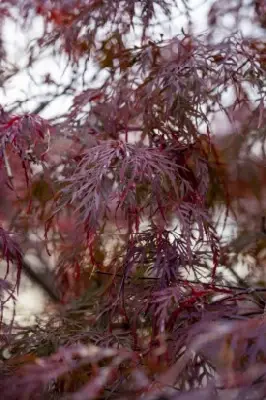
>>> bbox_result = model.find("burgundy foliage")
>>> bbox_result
[0,0,265,399]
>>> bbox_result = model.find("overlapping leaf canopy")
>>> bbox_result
[0,1,265,399]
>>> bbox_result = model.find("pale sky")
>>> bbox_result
[0,0,213,119]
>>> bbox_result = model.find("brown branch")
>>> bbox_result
[19,258,60,303]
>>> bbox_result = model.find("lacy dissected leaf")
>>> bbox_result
[0,109,52,185]
[59,141,181,229]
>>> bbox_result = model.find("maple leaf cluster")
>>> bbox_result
[0,1,265,399]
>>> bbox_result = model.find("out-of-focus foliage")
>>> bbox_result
[0,0,265,399]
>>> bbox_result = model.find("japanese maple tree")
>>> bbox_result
[0,1,266,399]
